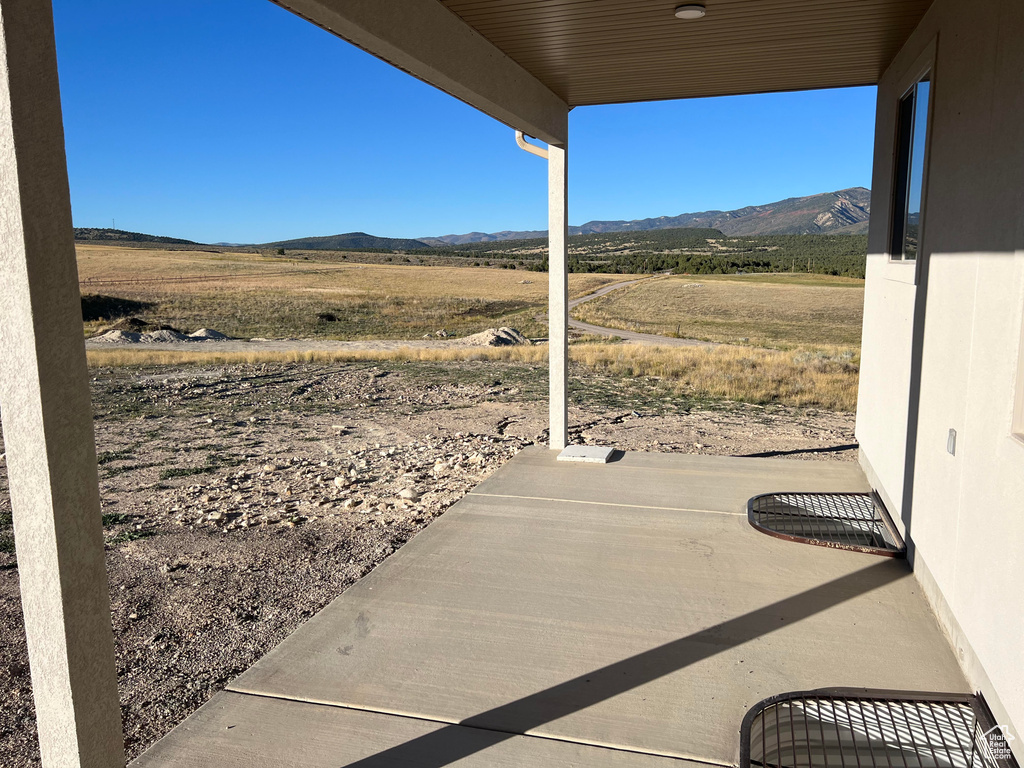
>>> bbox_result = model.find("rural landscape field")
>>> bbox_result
[77,242,864,408]
[1,228,867,765]
[77,243,624,340]
[572,272,865,348]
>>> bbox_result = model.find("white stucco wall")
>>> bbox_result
[857,0,1024,744]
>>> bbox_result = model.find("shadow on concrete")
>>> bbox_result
[341,559,908,767]
[736,443,859,459]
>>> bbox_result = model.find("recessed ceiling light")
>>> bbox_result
[675,4,706,19]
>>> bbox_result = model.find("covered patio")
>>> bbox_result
[132,449,964,766]
[2,0,1021,766]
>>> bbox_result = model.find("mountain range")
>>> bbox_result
[419,188,871,246]
[74,188,871,251]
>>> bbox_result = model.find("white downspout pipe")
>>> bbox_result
[516,130,549,159]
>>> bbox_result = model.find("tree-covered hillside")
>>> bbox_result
[432,228,868,278]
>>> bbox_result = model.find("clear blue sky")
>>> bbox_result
[52,0,877,244]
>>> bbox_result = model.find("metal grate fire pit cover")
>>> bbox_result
[747,492,905,557]
[741,689,1019,768]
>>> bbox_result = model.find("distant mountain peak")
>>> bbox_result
[420,188,871,245]
[261,232,432,251]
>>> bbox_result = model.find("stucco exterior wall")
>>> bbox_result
[857,0,1024,743]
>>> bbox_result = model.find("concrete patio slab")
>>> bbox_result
[220,449,964,766]
[131,692,695,768]
[472,446,870,514]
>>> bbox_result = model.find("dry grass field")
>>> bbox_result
[78,246,863,411]
[571,343,858,411]
[86,341,859,410]
[571,273,865,349]
[78,245,633,340]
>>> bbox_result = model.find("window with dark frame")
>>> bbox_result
[890,74,931,261]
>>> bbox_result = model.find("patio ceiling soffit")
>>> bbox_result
[270,0,569,146]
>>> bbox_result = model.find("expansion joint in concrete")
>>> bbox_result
[467,491,746,516]
[225,688,732,767]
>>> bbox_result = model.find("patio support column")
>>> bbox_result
[548,142,569,450]
[0,1,125,767]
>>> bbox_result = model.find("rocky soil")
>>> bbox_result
[0,359,856,765]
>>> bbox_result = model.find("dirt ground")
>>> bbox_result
[0,360,857,765]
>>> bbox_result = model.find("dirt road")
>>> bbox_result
[568,276,716,347]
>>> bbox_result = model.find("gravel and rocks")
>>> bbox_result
[92,327,234,344]
[0,359,856,765]
[188,328,230,340]
[459,326,532,346]
[91,326,531,348]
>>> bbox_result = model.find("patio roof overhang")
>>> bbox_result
[272,0,935,145]
[439,0,935,106]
